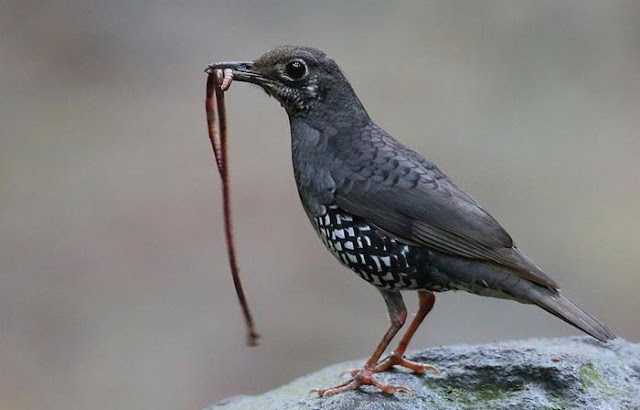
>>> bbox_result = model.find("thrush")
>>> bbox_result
[208,46,615,396]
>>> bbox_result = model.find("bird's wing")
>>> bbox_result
[331,127,558,289]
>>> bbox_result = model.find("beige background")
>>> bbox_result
[1,1,639,409]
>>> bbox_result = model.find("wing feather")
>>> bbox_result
[331,126,558,289]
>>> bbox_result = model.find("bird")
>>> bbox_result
[208,45,615,396]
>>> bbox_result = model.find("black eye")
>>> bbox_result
[285,60,307,80]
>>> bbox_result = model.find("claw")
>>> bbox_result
[310,387,328,397]
[373,381,414,396]
[311,379,355,397]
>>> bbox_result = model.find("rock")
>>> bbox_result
[205,337,640,410]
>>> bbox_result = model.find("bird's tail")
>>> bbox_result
[430,251,616,342]
[522,285,616,343]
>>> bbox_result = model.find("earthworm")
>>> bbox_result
[205,68,260,347]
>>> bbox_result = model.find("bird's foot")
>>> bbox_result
[374,352,440,374]
[340,354,439,378]
[311,367,413,397]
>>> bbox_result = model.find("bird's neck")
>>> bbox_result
[289,79,370,135]
[287,83,372,216]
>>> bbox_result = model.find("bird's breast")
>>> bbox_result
[290,120,338,216]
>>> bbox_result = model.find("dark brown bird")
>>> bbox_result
[208,46,615,396]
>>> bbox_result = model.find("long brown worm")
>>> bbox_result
[205,67,260,347]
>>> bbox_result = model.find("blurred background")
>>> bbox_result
[1,1,639,409]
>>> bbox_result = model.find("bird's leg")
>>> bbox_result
[374,291,439,374]
[312,291,413,397]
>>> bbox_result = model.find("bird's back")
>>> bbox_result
[325,122,559,288]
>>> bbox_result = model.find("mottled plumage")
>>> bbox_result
[312,205,449,291]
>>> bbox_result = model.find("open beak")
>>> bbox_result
[205,61,273,86]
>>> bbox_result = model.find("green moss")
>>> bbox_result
[579,363,615,399]
[443,385,514,405]
[579,363,601,388]
[475,387,513,401]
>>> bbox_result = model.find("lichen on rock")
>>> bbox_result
[206,337,640,410]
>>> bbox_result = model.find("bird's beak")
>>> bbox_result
[205,61,273,86]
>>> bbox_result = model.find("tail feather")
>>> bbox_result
[529,288,616,342]
[428,251,615,342]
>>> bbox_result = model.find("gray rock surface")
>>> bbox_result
[205,337,639,410]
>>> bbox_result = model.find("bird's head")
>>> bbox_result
[208,46,368,127]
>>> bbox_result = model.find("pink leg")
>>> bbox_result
[373,291,439,374]
[312,291,414,397]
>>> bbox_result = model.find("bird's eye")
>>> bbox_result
[284,60,307,80]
